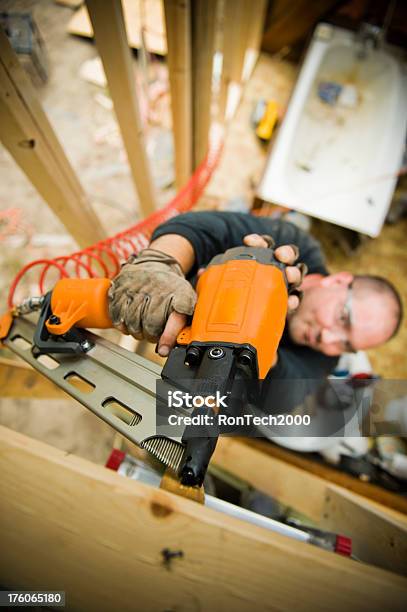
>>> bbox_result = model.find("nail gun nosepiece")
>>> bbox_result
[179,435,218,487]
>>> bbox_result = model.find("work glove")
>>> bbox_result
[108,248,197,343]
[243,234,307,312]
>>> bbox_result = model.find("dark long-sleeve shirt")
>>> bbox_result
[152,211,338,417]
[152,211,328,278]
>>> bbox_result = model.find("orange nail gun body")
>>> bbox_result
[28,247,287,374]
[178,248,287,378]
[161,246,288,485]
[3,246,287,486]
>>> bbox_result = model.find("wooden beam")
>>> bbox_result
[0,355,32,369]
[0,28,106,248]
[227,1,251,83]
[214,437,329,521]
[68,0,167,56]
[86,0,156,217]
[247,0,268,52]
[213,437,407,576]
[251,439,407,515]
[0,363,65,399]
[320,487,407,577]
[0,426,406,611]
[218,0,253,120]
[55,0,83,8]
[242,0,267,82]
[214,438,407,518]
[191,0,218,169]
[164,0,193,189]
[261,0,339,54]
[218,0,235,121]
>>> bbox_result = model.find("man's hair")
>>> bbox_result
[353,275,403,341]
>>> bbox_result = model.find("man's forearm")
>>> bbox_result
[151,211,328,276]
[149,234,195,275]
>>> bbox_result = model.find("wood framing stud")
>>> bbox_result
[0,28,106,248]
[213,437,407,577]
[242,0,267,82]
[86,0,156,217]
[191,0,218,169]
[219,0,266,121]
[0,362,65,399]
[320,487,407,577]
[1,426,406,611]
[164,0,193,189]
[254,439,407,515]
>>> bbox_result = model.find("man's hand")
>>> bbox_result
[160,235,305,356]
[109,236,306,359]
[108,249,196,357]
[243,234,307,312]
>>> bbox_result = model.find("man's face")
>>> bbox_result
[288,273,396,356]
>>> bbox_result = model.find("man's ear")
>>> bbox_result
[320,271,353,288]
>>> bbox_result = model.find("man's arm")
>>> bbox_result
[148,234,195,275]
[109,211,309,355]
[151,211,328,277]
[150,212,338,419]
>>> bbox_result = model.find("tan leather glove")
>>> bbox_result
[108,248,197,342]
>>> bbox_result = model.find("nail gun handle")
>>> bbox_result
[177,245,289,378]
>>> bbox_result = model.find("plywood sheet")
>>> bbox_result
[68,0,167,55]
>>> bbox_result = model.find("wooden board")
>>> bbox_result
[219,0,266,121]
[261,0,339,54]
[218,0,242,119]
[0,361,65,399]
[68,0,166,55]
[250,439,407,515]
[86,0,157,216]
[320,487,407,577]
[213,437,407,577]
[0,28,106,248]
[214,437,328,521]
[163,0,192,188]
[55,0,83,8]
[191,0,217,169]
[1,425,407,611]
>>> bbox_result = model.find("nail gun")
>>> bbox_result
[1,246,288,489]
